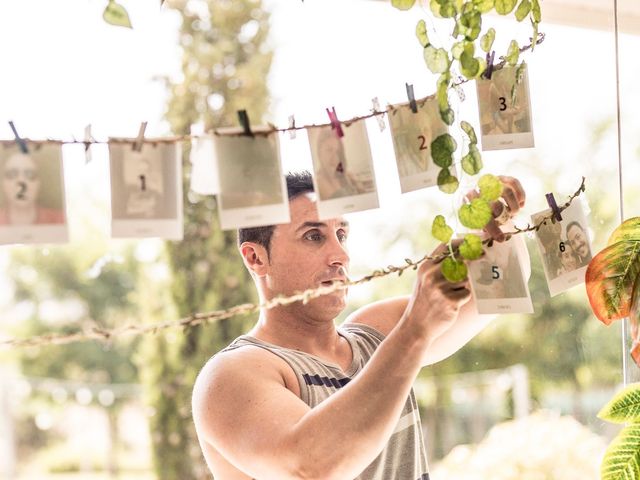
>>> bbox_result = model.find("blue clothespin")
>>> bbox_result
[8,121,28,153]
[326,107,344,138]
[238,110,253,137]
[546,192,563,222]
[405,83,418,113]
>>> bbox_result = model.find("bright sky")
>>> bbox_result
[0,0,638,309]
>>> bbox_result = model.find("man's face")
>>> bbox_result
[265,193,350,320]
[2,153,41,208]
[567,224,589,259]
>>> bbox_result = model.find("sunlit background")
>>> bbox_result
[1,0,639,478]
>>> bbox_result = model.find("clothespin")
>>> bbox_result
[405,83,418,114]
[84,124,94,164]
[133,122,147,152]
[238,110,253,137]
[288,115,297,139]
[325,107,344,138]
[8,121,28,153]
[545,192,563,222]
[483,51,495,80]
[371,97,386,132]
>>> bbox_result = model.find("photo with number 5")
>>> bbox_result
[109,141,183,240]
[388,98,449,193]
[476,65,535,151]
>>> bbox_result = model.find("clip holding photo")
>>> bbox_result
[8,121,28,154]
[371,97,386,132]
[238,110,254,137]
[325,107,344,138]
[133,122,148,152]
[483,51,495,80]
[288,115,297,139]
[545,192,563,222]
[405,83,418,114]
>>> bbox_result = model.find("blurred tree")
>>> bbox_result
[137,1,273,478]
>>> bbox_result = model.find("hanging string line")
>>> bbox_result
[0,34,545,147]
[0,174,584,350]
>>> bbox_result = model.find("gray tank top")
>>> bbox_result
[220,323,430,480]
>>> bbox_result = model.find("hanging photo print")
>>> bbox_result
[388,98,449,193]
[308,121,379,220]
[476,65,535,151]
[109,141,183,240]
[531,200,592,297]
[468,234,534,314]
[190,134,220,196]
[0,142,68,245]
[214,128,289,230]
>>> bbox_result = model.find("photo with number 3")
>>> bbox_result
[0,142,68,245]
[531,200,592,297]
[388,98,449,193]
[468,235,533,314]
[476,65,535,151]
[109,141,183,240]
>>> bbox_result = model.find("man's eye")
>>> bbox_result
[304,231,323,242]
[337,231,348,242]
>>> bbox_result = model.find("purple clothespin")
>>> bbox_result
[8,121,28,153]
[405,83,418,113]
[326,107,344,138]
[484,51,495,80]
[546,192,563,222]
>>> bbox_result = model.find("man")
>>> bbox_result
[192,170,526,479]
[566,221,591,267]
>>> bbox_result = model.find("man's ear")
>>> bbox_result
[239,242,269,277]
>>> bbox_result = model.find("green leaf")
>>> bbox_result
[460,121,478,144]
[494,0,517,15]
[480,27,496,53]
[531,18,539,51]
[459,10,482,40]
[600,422,640,480]
[458,198,492,229]
[432,215,454,243]
[391,0,417,10]
[416,20,430,47]
[431,133,457,168]
[515,0,531,21]
[598,383,640,424]
[460,43,481,79]
[473,0,494,13]
[478,174,503,201]
[437,168,459,194]
[103,0,133,28]
[424,46,450,74]
[586,217,640,324]
[440,107,455,126]
[462,144,483,175]
[452,41,465,60]
[531,0,541,22]
[429,0,443,17]
[505,39,520,66]
[442,257,468,282]
[459,234,484,260]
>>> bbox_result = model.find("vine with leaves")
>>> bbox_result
[391,0,542,283]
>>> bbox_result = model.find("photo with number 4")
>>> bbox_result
[0,142,68,245]
[476,65,534,150]
[388,98,449,193]
[308,121,379,220]
[109,141,183,240]
[468,234,533,314]
[214,128,289,230]
[532,200,592,297]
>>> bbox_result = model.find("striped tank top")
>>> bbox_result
[220,322,430,480]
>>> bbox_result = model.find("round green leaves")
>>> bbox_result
[392,0,417,10]
[432,215,454,243]
[442,257,468,282]
[459,198,492,229]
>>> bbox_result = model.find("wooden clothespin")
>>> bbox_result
[325,107,344,138]
[238,110,253,137]
[288,115,297,139]
[84,124,94,164]
[483,51,495,80]
[8,121,28,153]
[371,97,386,132]
[545,192,563,222]
[405,83,418,114]
[133,122,147,152]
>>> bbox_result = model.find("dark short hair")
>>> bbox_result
[566,221,585,238]
[237,170,315,257]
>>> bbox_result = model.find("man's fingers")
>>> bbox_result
[484,218,506,242]
[499,175,526,208]
[501,186,520,213]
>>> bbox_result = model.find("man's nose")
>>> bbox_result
[327,236,349,268]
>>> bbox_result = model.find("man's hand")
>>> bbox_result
[467,175,526,241]
[403,240,472,343]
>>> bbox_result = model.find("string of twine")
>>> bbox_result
[1,34,545,148]
[0,174,585,350]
